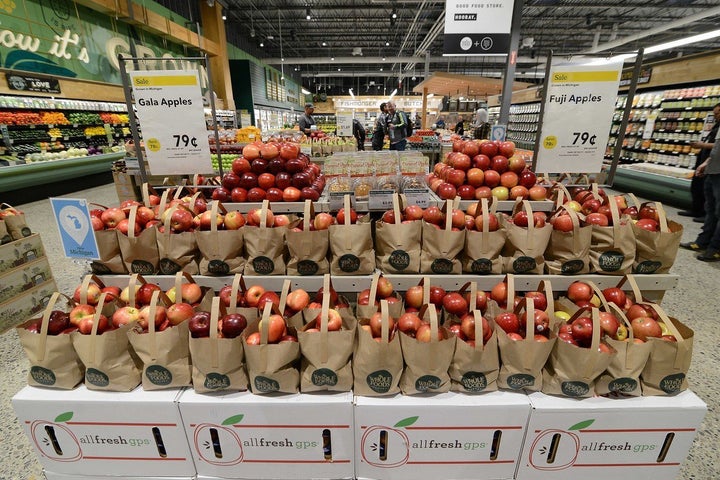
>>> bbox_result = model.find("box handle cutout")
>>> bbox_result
[490,430,502,460]
[546,433,561,463]
[379,430,388,461]
[44,425,63,456]
[322,428,332,461]
[657,432,675,462]
[210,428,223,458]
[152,427,167,458]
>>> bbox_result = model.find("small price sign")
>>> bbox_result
[403,188,431,208]
[328,192,355,211]
[368,190,395,210]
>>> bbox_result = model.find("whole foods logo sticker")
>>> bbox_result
[513,256,537,273]
[253,375,280,393]
[471,258,493,274]
[415,374,442,392]
[659,373,685,394]
[145,365,172,386]
[366,370,394,393]
[460,371,488,392]
[85,367,109,387]
[204,372,231,390]
[561,381,590,397]
[208,259,231,275]
[90,261,112,274]
[506,373,535,390]
[388,250,411,271]
[634,260,661,274]
[312,368,338,387]
[297,260,319,276]
[159,258,181,275]
[252,256,275,275]
[30,366,56,386]
[130,260,156,275]
[598,251,624,272]
[608,377,638,393]
[431,258,453,274]
[339,254,361,273]
[561,259,584,275]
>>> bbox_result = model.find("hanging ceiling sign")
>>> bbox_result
[534,57,624,174]
[129,70,212,175]
[443,0,515,56]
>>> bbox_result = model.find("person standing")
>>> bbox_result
[353,118,366,151]
[298,102,316,135]
[680,119,720,261]
[680,103,720,220]
[372,102,388,151]
[454,116,465,136]
[384,101,409,151]
[474,106,490,140]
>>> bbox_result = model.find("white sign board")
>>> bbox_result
[337,112,353,137]
[443,0,514,55]
[129,70,212,175]
[534,58,623,174]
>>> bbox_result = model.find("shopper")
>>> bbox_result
[435,116,446,129]
[353,118,366,151]
[681,103,720,220]
[384,101,409,151]
[455,116,465,136]
[680,121,720,261]
[474,106,490,140]
[298,102,316,135]
[371,102,388,150]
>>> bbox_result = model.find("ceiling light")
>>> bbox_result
[385,41,390,46]
[322,41,327,46]
[391,9,397,19]
[349,88,355,98]
[250,29,255,37]
[380,67,383,71]
[382,57,386,61]
[281,58,285,62]
[389,89,397,99]
[260,42,264,47]
[331,57,335,61]
[222,13,227,20]
[302,87,311,95]
[426,93,434,98]
[338,68,341,71]
[646,29,720,54]
[306,8,311,20]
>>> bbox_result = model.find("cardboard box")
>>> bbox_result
[0,233,45,274]
[12,385,196,477]
[43,473,195,480]
[516,390,707,480]
[354,391,531,480]
[0,279,56,333]
[0,256,53,304]
[178,390,354,479]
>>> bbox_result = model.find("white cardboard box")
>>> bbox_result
[354,391,531,480]
[43,473,194,480]
[177,389,354,479]
[12,385,196,477]
[516,390,707,480]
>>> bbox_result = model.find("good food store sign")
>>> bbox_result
[334,97,443,111]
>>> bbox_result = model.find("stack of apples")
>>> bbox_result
[23,310,75,335]
[243,206,292,228]
[292,207,361,231]
[443,287,492,346]
[421,205,468,231]
[446,313,493,347]
[212,142,326,203]
[404,283,445,312]
[361,311,397,342]
[465,203,501,232]
[91,200,159,235]
[377,205,425,224]
[246,312,297,344]
[65,282,123,335]
[552,187,649,229]
[427,140,547,202]
[395,309,448,342]
[491,285,552,342]
[357,276,400,308]
[188,310,249,339]
[598,285,676,342]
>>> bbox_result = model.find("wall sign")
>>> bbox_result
[443,0,514,55]
[534,58,623,174]
[6,73,61,93]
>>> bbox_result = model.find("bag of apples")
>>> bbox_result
[375,193,422,274]
[356,272,404,320]
[329,195,375,275]
[244,200,288,275]
[462,197,506,274]
[354,299,403,396]
[448,282,500,393]
[71,292,143,391]
[298,275,357,392]
[117,204,160,275]
[1,203,31,240]
[89,203,128,274]
[195,200,245,275]
[156,200,200,275]
[640,303,694,396]
[542,306,616,398]
[188,297,249,393]
[588,195,636,275]
[502,199,552,274]
[17,292,85,389]
[399,304,456,395]
[243,302,300,394]
[420,199,465,274]
[627,198,682,274]
[0,218,10,244]
[545,205,592,275]
[595,303,652,396]
[286,199,330,275]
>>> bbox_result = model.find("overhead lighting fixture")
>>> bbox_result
[331,56,335,61]
[260,42,264,47]
[385,41,390,46]
[382,57,386,61]
[349,88,355,98]
[389,89,397,99]
[322,41,327,46]
[426,93,434,98]
[338,68,341,71]
[380,67,383,71]
[302,87,311,95]
[306,8,311,20]
[391,9,397,19]
[222,13,227,20]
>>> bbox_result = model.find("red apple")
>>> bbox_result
[443,292,469,316]
[494,312,520,334]
[189,311,212,338]
[286,289,310,312]
[167,302,195,326]
[260,314,287,343]
[567,281,593,303]
[219,313,248,338]
[404,285,425,309]
[631,316,662,341]
[601,287,627,307]
[397,312,422,335]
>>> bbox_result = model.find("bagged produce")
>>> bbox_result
[86,203,128,274]
[0,218,10,244]
[463,197,506,274]
[420,199,464,274]
[502,199,552,274]
[244,200,288,275]
[588,196,635,275]
[355,272,404,320]
[545,205,592,275]
[286,199,330,275]
[1,203,31,240]
[196,200,245,275]
[156,201,200,275]
[628,198,682,274]
[375,193,422,274]
[117,205,160,274]
[330,195,375,275]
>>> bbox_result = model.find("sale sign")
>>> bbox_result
[129,70,212,175]
[534,58,623,174]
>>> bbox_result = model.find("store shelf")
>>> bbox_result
[611,164,692,209]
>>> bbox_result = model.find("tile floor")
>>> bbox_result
[1,182,718,479]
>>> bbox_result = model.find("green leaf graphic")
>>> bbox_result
[569,419,595,431]
[394,416,419,428]
[222,414,244,426]
[55,412,73,423]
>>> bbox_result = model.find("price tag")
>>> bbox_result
[125,157,141,171]
[328,191,355,211]
[368,190,395,210]
[404,188,431,208]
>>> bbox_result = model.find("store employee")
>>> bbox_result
[299,103,316,135]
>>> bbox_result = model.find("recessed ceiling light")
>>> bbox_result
[385,42,390,46]
[322,42,327,46]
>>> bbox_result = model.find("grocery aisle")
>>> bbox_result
[1,182,718,479]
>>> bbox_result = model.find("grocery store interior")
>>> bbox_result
[2,1,720,480]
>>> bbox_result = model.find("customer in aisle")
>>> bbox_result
[474,106,490,140]
[435,116,446,129]
[384,101,409,151]
[298,102,316,135]
[353,118,366,151]
[455,116,465,136]
[371,102,388,150]
[681,103,720,221]
[681,120,720,261]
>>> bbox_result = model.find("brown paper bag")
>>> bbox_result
[463,198,506,274]
[589,196,636,275]
[542,307,616,397]
[353,300,403,396]
[629,200,682,274]
[196,201,245,275]
[640,304,694,396]
[117,205,159,275]
[399,305,456,394]
[127,290,192,390]
[221,274,261,326]
[1,203,31,240]
[502,200,552,274]
[71,293,142,391]
[421,199,465,274]
[286,200,330,275]
[299,275,356,392]
[244,200,287,275]
[497,298,556,392]
[88,203,128,274]
[0,219,11,244]
[302,277,354,329]
[189,297,249,393]
[330,195,375,275]
[545,206,592,275]
[243,302,300,394]
[16,292,85,389]
[375,193,422,273]
[595,303,652,396]
[450,308,500,393]
[356,272,404,320]
[156,202,200,275]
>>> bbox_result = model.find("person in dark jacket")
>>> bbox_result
[353,119,366,151]
[455,116,465,136]
[371,102,388,151]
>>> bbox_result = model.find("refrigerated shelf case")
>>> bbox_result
[506,101,540,151]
